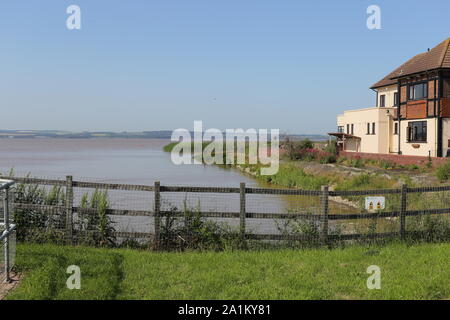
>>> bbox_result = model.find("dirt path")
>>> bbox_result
[0,273,22,300]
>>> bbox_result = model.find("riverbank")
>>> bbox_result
[163,140,449,190]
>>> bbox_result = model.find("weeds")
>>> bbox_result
[435,160,450,181]
[159,201,241,251]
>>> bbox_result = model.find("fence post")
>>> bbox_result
[240,182,246,247]
[4,187,10,282]
[320,185,329,246]
[400,184,407,240]
[154,181,161,250]
[65,175,73,245]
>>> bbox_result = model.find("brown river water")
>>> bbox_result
[0,138,361,235]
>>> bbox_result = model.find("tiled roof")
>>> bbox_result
[371,38,450,89]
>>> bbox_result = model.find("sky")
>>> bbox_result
[1,0,450,134]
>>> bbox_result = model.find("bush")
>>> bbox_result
[298,139,314,150]
[324,140,338,155]
[13,179,67,243]
[378,160,396,169]
[407,214,450,242]
[258,164,329,190]
[159,202,241,251]
[76,190,116,247]
[435,161,450,181]
[282,137,314,160]
[12,177,116,246]
[276,211,342,249]
[347,157,364,168]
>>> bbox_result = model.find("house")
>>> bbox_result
[330,38,450,157]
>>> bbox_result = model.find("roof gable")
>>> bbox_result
[371,38,450,89]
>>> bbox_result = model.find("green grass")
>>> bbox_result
[255,163,329,190]
[7,242,450,300]
[436,160,450,182]
[334,173,396,191]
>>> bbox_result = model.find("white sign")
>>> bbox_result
[365,196,385,210]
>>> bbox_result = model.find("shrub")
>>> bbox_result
[76,189,116,247]
[298,139,314,150]
[159,202,241,251]
[257,164,329,190]
[347,157,364,168]
[13,179,67,243]
[276,213,321,248]
[407,164,419,171]
[276,211,342,248]
[378,160,396,169]
[324,140,338,155]
[407,214,450,242]
[282,137,315,160]
[435,161,450,181]
[12,177,116,246]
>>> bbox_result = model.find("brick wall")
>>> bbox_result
[339,151,449,167]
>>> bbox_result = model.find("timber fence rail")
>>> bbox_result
[1,175,450,249]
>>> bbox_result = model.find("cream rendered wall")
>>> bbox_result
[441,119,450,157]
[391,120,399,154]
[398,118,437,157]
[337,107,395,154]
[376,85,398,108]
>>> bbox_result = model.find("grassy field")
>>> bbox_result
[6,242,450,300]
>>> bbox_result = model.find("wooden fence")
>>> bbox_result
[2,176,450,248]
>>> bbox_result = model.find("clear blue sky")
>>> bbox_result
[1,0,449,134]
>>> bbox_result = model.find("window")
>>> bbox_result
[380,95,386,107]
[408,83,427,100]
[394,122,398,135]
[337,126,344,133]
[407,121,427,142]
[372,122,376,135]
[394,92,399,106]
[367,123,370,135]
[346,124,350,134]
[351,124,354,135]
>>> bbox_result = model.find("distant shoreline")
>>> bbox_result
[0,130,329,141]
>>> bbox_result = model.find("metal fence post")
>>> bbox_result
[240,182,246,247]
[154,181,161,250]
[320,185,329,245]
[400,184,407,240]
[4,187,10,282]
[65,175,73,244]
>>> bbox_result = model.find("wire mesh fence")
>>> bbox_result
[1,175,449,250]
[0,229,16,282]
[1,179,16,282]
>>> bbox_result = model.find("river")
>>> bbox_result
[0,138,357,236]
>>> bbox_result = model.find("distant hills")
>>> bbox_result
[0,130,328,141]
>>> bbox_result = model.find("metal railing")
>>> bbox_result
[1,179,15,282]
